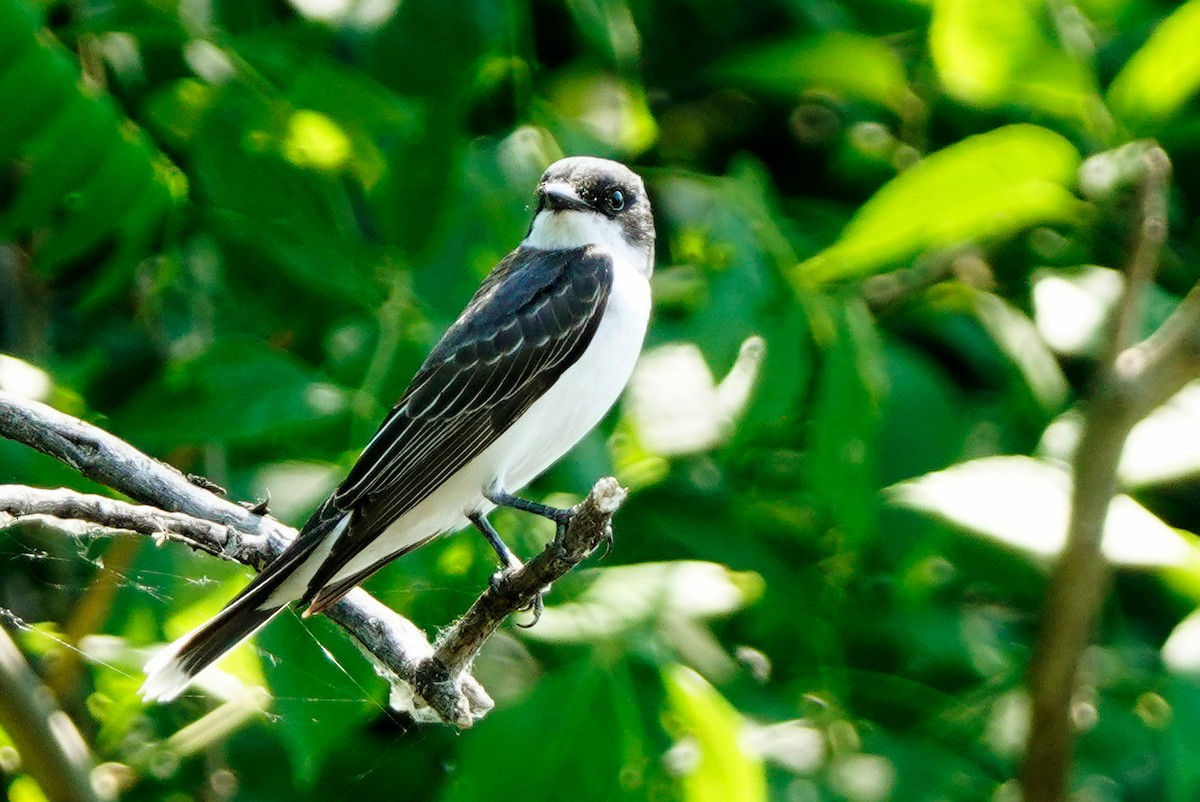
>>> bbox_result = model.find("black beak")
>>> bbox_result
[539,183,588,212]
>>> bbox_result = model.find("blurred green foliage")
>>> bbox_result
[5,0,1200,800]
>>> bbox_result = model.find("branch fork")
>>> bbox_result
[1020,142,1192,801]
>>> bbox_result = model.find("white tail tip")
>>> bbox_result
[140,639,194,703]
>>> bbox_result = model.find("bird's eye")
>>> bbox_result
[607,189,625,212]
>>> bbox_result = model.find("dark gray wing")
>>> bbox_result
[303,245,613,597]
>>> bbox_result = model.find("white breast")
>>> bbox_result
[492,249,650,489]
[328,209,652,584]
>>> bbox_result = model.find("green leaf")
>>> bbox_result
[1107,0,1200,133]
[286,65,419,189]
[662,664,767,802]
[113,338,347,448]
[876,338,975,486]
[443,659,652,802]
[888,455,1197,567]
[797,125,1083,282]
[0,45,76,164]
[0,0,180,275]
[258,613,380,787]
[189,85,385,306]
[34,131,163,273]
[716,32,916,114]
[365,0,503,257]
[1162,676,1200,801]
[929,0,1095,125]
[562,0,642,66]
[804,297,885,542]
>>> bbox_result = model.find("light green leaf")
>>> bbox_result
[1107,0,1200,132]
[662,664,767,802]
[1163,608,1200,674]
[0,355,52,401]
[973,292,1068,413]
[716,32,916,114]
[547,69,658,155]
[623,336,765,459]
[7,775,49,802]
[251,462,342,523]
[1031,265,1177,358]
[562,0,642,66]
[929,0,1095,125]
[888,455,1197,567]
[524,561,762,644]
[798,125,1083,282]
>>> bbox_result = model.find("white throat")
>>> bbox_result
[524,210,652,277]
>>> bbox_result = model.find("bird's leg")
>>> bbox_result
[469,511,518,570]
[484,488,575,544]
[469,511,545,626]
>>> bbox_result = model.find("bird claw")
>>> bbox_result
[597,524,614,560]
[550,507,577,548]
[516,591,545,628]
[488,566,546,628]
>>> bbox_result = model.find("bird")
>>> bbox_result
[140,156,656,702]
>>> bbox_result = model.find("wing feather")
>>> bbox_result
[302,246,613,600]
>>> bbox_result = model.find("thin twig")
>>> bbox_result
[1020,144,1172,801]
[0,486,267,563]
[1120,284,1200,418]
[0,625,107,802]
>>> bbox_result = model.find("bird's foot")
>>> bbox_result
[488,562,546,628]
[487,488,574,529]
[488,559,523,595]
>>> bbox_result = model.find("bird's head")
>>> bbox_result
[526,157,655,273]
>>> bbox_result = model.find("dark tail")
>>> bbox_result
[140,505,348,702]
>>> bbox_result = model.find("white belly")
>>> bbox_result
[332,258,650,582]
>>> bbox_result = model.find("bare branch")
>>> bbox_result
[1021,144,1173,801]
[0,485,268,564]
[1118,284,1200,418]
[0,391,288,547]
[0,392,624,729]
[0,392,493,726]
[0,625,107,802]
[1103,144,1172,358]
